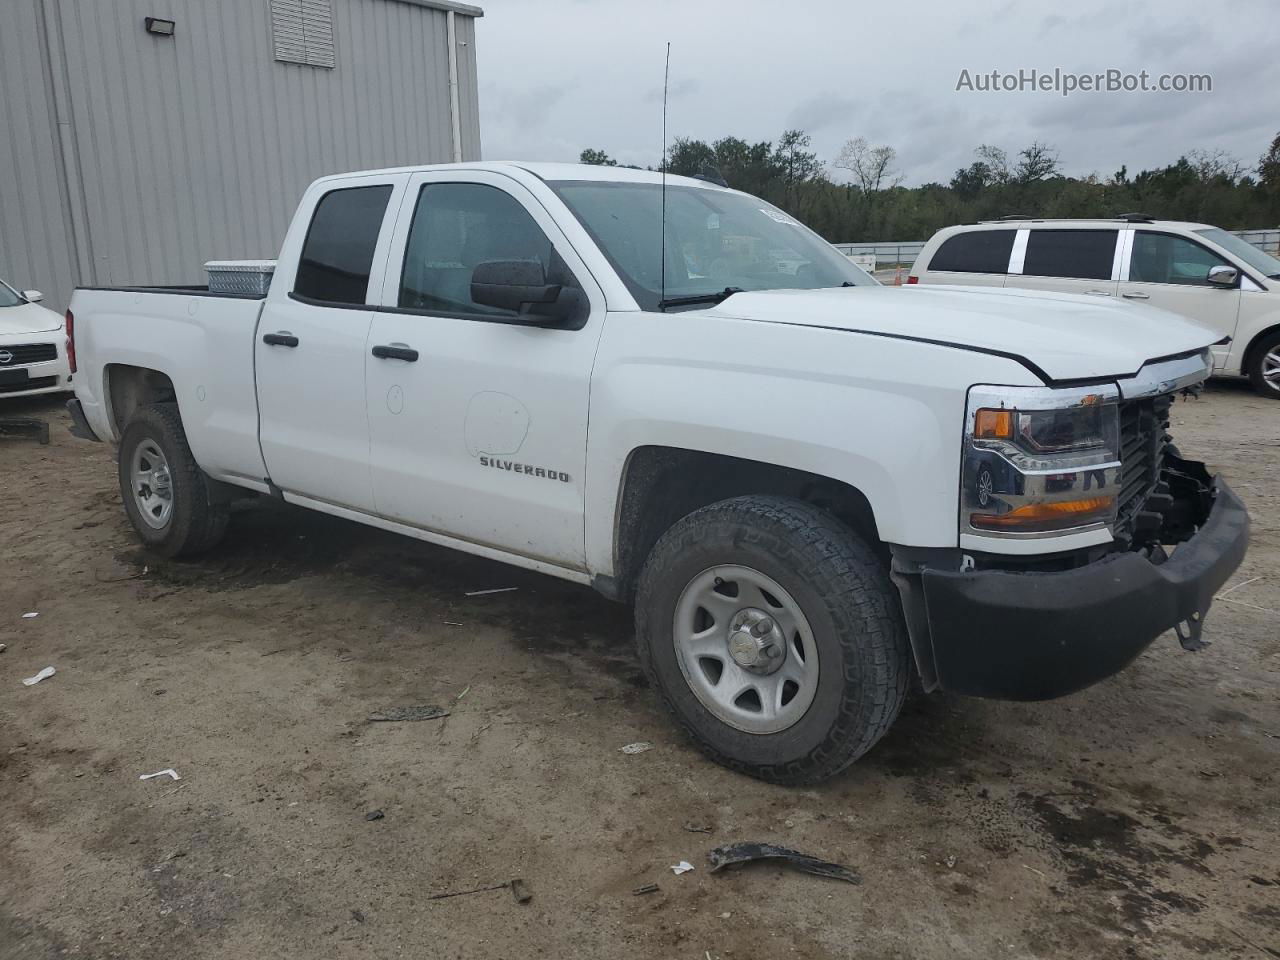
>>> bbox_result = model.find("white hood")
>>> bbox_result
[703,285,1219,382]
[0,301,64,337]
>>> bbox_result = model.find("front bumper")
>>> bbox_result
[897,472,1249,701]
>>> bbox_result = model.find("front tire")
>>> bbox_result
[117,403,229,557]
[635,496,911,785]
[1246,330,1280,399]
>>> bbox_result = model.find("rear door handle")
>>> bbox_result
[371,344,419,362]
[263,332,299,347]
[1084,289,1112,296]
[1122,292,1150,300]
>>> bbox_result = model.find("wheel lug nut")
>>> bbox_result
[750,618,774,637]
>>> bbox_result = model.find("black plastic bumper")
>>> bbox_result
[66,398,101,442]
[914,478,1249,701]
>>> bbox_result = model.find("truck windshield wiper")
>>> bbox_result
[659,287,743,310]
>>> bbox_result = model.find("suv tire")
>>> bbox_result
[1246,330,1280,399]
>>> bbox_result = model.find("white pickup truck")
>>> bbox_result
[67,162,1249,784]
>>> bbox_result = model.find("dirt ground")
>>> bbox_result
[1,383,1277,960]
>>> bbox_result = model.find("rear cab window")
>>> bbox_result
[927,230,1016,274]
[294,185,394,304]
[1021,230,1118,280]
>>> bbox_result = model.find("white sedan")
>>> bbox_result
[0,278,71,399]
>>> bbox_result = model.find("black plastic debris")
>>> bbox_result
[707,843,861,884]
[365,809,385,821]
[367,705,449,722]
[632,883,660,896]
[510,878,532,904]
[0,418,50,445]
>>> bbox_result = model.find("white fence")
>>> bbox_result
[835,228,1280,267]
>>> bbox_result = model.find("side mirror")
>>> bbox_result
[22,290,44,303]
[1206,265,1238,288]
[471,260,561,314]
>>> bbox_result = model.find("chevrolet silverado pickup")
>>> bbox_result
[66,162,1250,784]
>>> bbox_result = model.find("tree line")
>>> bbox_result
[579,131,1280,243]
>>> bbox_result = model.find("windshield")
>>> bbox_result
[0,279,24,308]
[1194,228,1280,280]
[550,180,874,310]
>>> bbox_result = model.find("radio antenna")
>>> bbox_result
[659,42,670,311]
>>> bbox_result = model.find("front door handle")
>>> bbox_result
[1122,292,1150,300]
[371,344,419,362]
[263,332,299,347]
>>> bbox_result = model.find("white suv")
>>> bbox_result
[911,217,1280,398]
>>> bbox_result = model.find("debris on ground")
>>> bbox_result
[350,909,366,923]
[0,418,51,444]
[683,823,713,834]
[22,612,39,619]
[620,741,653,755]
[670,861,695,875]
[0,643,7,654]
[510,878,532,904]
[21,666,55,686]
[425,881,517,902]
[464,587,518,597]
[707,843,860,884]
[139,769,181,782]
[365,809,384,821]
[456,686,470,701]
[367,705,449,722]
[632,883,660,896]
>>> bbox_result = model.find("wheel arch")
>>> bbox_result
[104,363,178,439]
[600,445,883,604]
[1240,321,1280,377]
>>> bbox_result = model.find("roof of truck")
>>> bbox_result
[310,161,727,191]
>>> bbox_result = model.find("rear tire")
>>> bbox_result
[1246,330,1280,399]
[635,495,911,785]
[117,403,229,557]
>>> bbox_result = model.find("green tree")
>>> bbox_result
[579,148,617,166]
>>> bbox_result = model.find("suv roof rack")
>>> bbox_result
[1115,212,1154,222]
[996,214,1034,221]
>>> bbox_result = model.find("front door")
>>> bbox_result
[1119,230,1242,370]
[364,171,606,569]
[256,178,404,510]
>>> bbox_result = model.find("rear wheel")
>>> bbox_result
[1247,330,1280,399]
[117,403,229,557]
[635,495,911,785]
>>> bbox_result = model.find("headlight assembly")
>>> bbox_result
[963,384,1122,538]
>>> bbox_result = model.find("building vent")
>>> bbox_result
[271,0,336,69]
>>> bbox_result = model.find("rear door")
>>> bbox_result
[364,170,606,569]
[918,229,1015,287]
[1118,230,1242,370]
[1007,228,1120,299]
[255,176,406,510]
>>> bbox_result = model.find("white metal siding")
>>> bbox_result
[0,0,482,310]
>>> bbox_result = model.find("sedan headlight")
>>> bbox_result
[963,384,1122,537]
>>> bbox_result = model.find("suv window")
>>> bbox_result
[294,185,393,304]
[399,183,572,318]
[928,230,1015,274]
[1022,230,1117,280]
[1130,231,1232,286]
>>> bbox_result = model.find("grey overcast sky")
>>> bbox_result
[472,0,1279,185]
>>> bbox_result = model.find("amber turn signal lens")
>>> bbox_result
[971,496,1115,532]
[974,408,1013,440]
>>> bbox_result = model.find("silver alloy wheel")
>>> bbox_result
[130,439,174,530]
[672,565,819,735]
[1264,349,1280,387]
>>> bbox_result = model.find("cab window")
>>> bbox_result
[398,182,576,319]
[1130,232,1232,286]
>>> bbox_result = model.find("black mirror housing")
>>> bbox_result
[471,260,561,313]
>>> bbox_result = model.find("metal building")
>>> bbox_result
[0,0,484,310]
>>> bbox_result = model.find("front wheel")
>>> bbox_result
[1246,330,1280,399]
[635,496,911,785]
[117,403,229,557]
